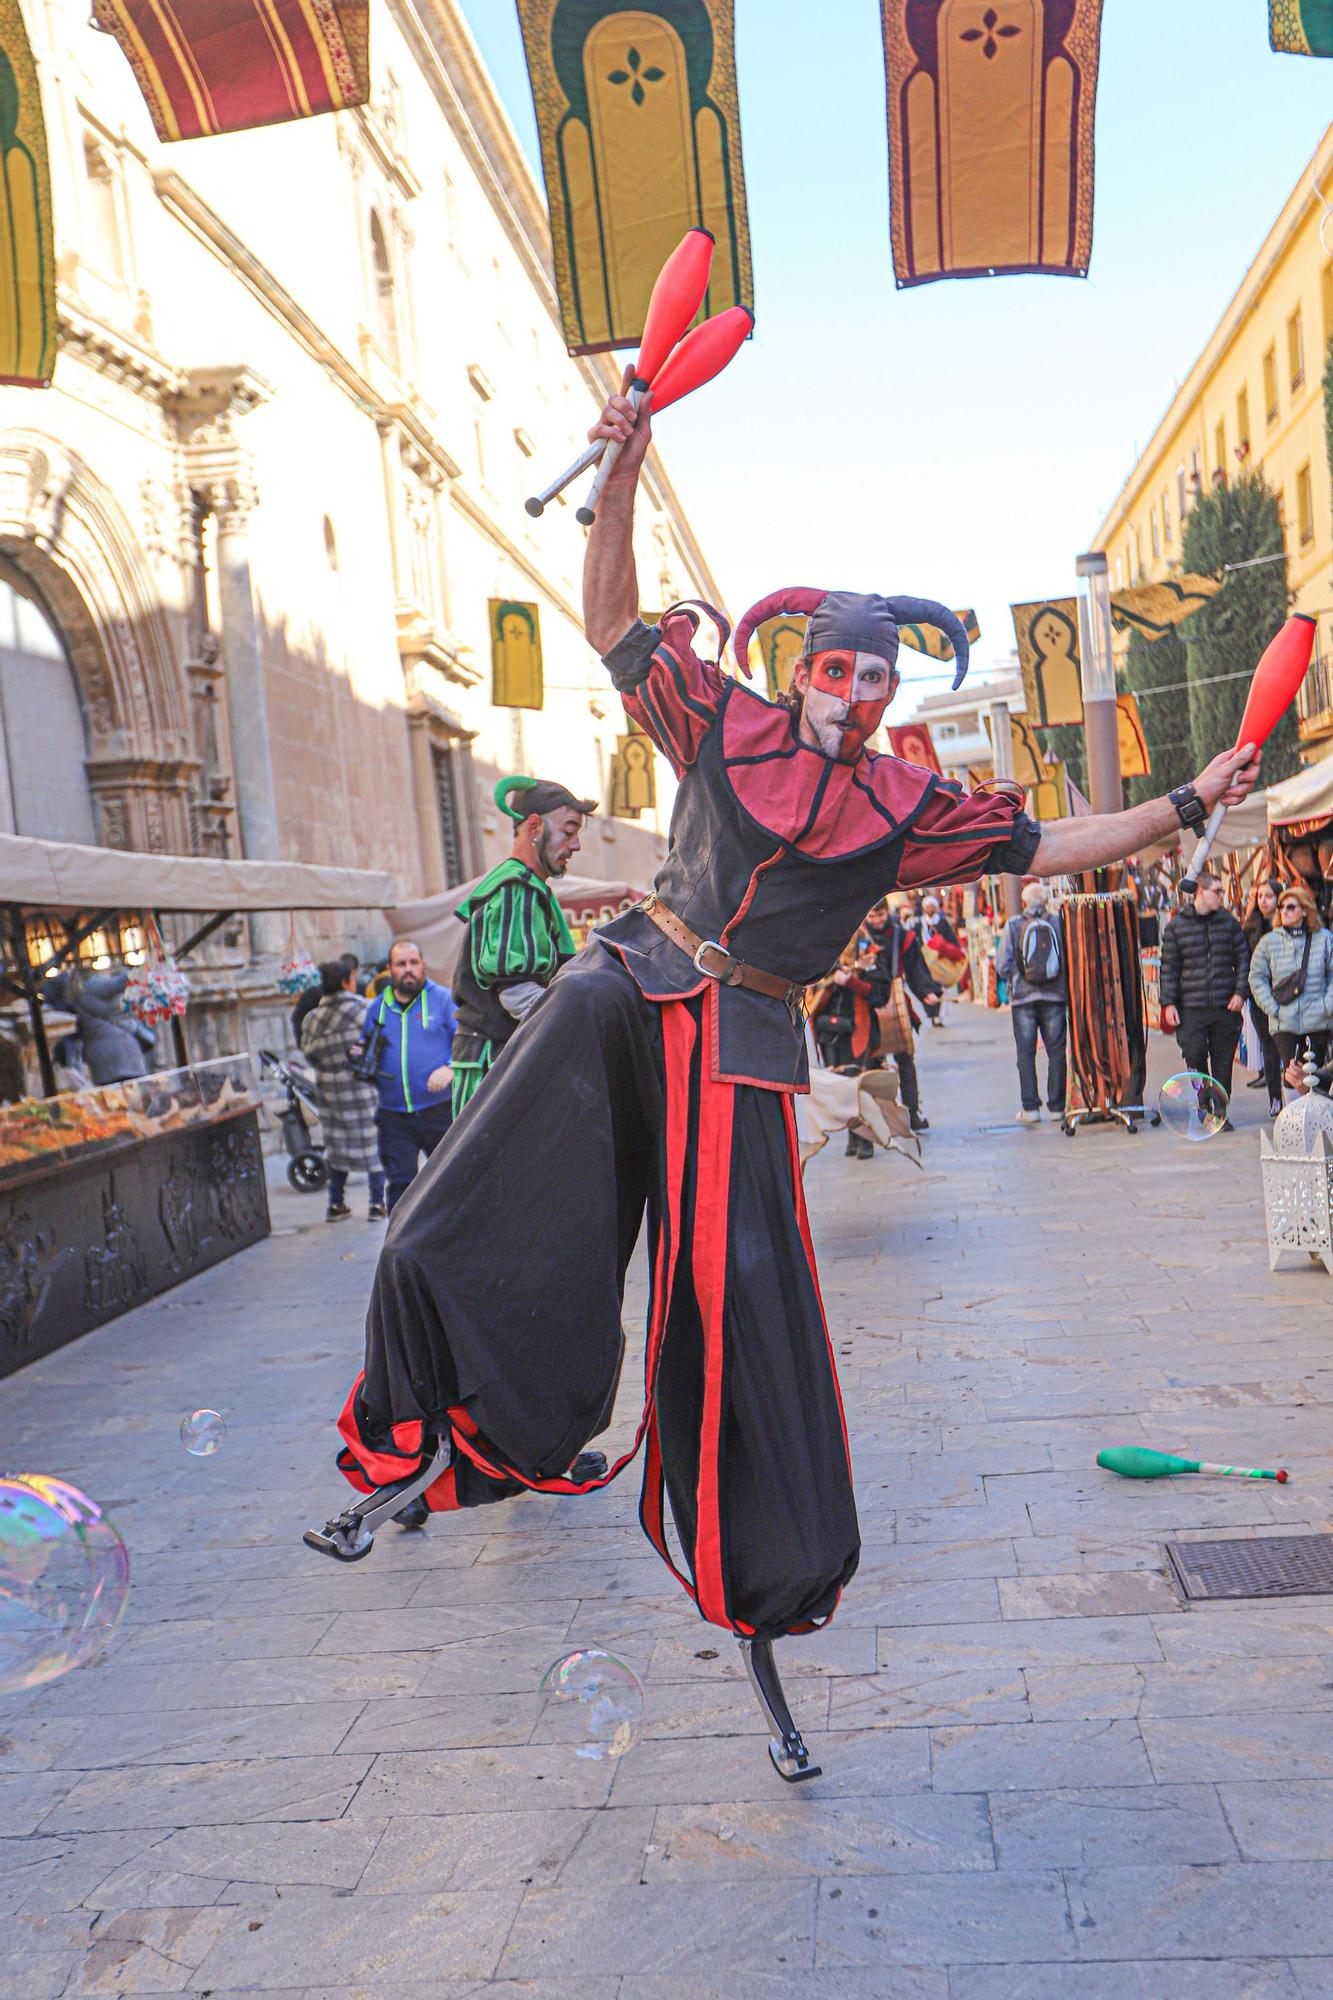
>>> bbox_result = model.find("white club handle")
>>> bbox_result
[575,381,646,526]
[1180,800,1227,891]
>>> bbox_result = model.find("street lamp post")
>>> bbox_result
[988,697,1023,920]
[1075,550,1123,817]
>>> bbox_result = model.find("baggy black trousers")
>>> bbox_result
[335,945,860,1640]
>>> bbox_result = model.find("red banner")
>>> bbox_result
[93,1,369,142]
[886,723,942,774]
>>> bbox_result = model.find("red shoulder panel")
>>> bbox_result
[720,683,938,860]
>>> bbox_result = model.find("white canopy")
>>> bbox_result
[390,873,648,984]
[0,831,395,914]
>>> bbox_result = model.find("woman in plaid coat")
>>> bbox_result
[300,962,386,1220]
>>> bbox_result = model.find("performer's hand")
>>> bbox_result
[1161,1004,1180,1031]
[1193,743,1260,811]
[1226,994,1245,1014]
[832,967,851,986]
[587,369,653,486]
[426,1064,453,1095]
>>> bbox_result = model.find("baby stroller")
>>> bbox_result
[258,1048,328,1192]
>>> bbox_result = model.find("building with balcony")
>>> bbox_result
[908,669,1025,785]
[0,0,722,1058]
[1090,121,1333,762]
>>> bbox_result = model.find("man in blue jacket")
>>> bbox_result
[358,939,457,1215]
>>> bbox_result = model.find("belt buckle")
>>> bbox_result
[693,938,735,984]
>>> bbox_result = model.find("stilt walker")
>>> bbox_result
[306,384,1262,1780]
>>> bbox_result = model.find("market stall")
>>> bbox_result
[0,833,394,1375]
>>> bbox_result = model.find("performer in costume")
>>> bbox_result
[450,774,595,1115]
[307,384,1261,1781]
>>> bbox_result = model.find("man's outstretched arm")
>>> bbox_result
[582,383,652,655]
[1031,744,1259,875]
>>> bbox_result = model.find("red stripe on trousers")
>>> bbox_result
[689,1047,735,1627]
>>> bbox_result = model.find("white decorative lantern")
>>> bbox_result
[1260,1055,1333,1275]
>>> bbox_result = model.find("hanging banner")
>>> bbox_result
[1109,573,1222,638]
[886,722,942,773]
[748,613,806,700]
[1115,691,1150,777]
[1029,759,1068,822]
[1011,599,1084,727]
[516,0,752,355]
[1270,1,1333,54]
[881,0,1102,286]
[897,607,980,662]
[609,731,656,816]
[490,599,544,710]
[981,709,1047,788]
[91,1,370,142]
[0,4,56,386]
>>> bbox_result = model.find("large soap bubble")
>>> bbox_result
[1158,1071,1229,1142]
[0,1476,130,1694]
[536,1646,644,1761]
[179,1409,227,1457]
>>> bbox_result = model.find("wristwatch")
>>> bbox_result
[1169,782,1207,834]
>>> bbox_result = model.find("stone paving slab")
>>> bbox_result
[2,1007,1333,1992]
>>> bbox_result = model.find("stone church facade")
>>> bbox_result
[0,0,721,1052]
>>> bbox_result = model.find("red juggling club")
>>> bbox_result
[1181,613,1315,888]
[644,304,754,414]
[526,228,724,521]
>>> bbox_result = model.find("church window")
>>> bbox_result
[370,211,399,369]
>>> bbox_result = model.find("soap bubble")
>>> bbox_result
[536,1646,644,1761]
[179,1409,226,1457]
[1158,1071,1229,1142]
[0,1476,131,1694]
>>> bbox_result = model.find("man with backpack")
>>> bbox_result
[996,880,1067,1125]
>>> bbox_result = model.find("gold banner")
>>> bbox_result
[0,0,56,385]
[516,0,752,355]
[1030,760,1068,822]
[609,730,656,816]
[1011,599,1084,728]
[882,0,1102,285]
[1115,691,1151,777]
[898,608,980,662]
[490,599,544,709]
[1270,0,1333,55]
[1109,573,1221,638]
[748,613,806,700]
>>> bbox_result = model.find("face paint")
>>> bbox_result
[537,809,583,877]
[802,649,895,762]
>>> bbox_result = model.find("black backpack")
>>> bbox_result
[1019,912,1061,986]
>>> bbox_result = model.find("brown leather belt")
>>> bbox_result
[639,894,803,1007]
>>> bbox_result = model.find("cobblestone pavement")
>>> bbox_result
[3,1001,1333,1998]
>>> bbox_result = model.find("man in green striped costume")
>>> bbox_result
[450,775,595,1115]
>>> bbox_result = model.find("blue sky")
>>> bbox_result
[457,1,1333,713]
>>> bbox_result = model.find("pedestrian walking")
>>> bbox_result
[1241,879,1285,1115]
[355,939,457,1214]
[995,880,1067,1125]
[863,898,937,1131]
[1160,871,1249,1125]
[300,960,386,1220]
[914,892,963,1024]
[808,936,880,1156]
[292,951,357,1047]
[1248,879,1333,1078]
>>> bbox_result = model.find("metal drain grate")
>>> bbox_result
[1166,1534,1333,1602]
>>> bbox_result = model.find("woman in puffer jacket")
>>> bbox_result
[1249,878,1333,1079]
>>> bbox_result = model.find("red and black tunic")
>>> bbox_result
[333,612,1039,1643]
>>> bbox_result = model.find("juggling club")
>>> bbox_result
[525,227,714,520]
[1181,613,1315,889]
[1097,1446,1288,1482]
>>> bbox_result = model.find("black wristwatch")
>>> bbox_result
[1169,782,1207,833]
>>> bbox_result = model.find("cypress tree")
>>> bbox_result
[1179,473,1297,784]
[1120,623,1191,806]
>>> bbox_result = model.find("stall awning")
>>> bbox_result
[1265,756,1333,828]
[390,874,648,985]
[0,832,395,914]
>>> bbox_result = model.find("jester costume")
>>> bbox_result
[449,777,591,1115]
[311,586,1040,1772]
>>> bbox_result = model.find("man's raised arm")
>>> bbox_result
[1031,744,1260,876]
[582,382,653,655]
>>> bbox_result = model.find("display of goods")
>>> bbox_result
[122,918,189,1027]
[277,917,321,995]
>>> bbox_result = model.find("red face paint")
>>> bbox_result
[804,649,895,762]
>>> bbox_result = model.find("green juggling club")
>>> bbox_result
[1097,1446,1288,1483]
